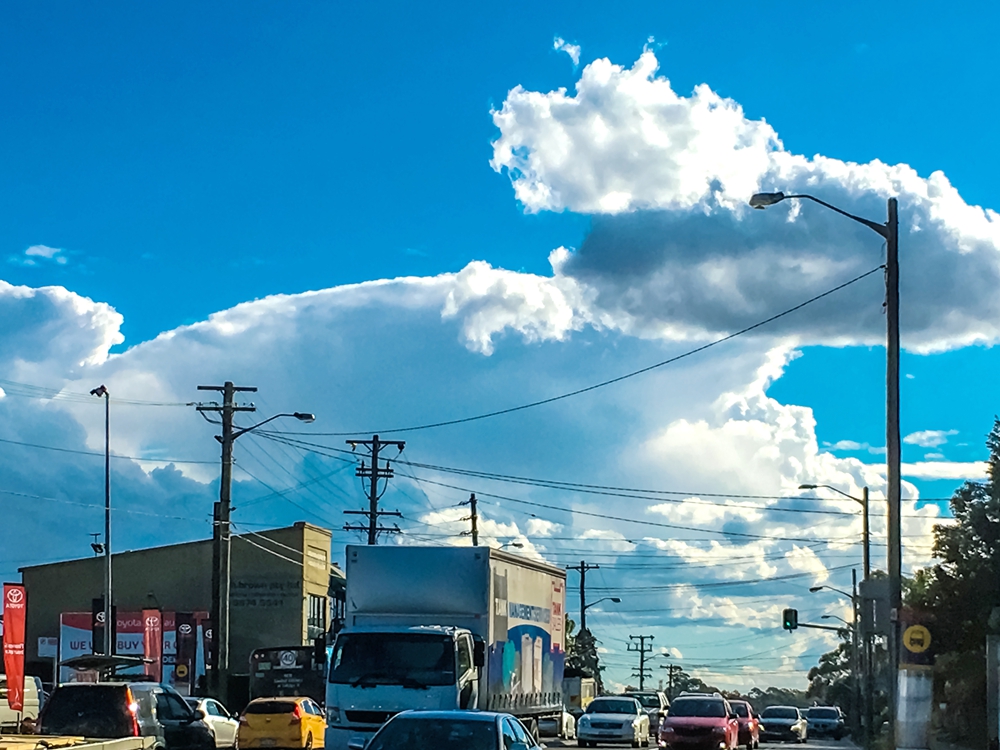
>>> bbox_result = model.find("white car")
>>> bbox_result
[186,696,240,748]
[577,696,650,748]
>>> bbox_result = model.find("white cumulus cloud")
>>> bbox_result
[491,50,1000,353]
[553,37,581,66]
[904,429,958,448]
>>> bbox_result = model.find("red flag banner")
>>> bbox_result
[142,609,163,681]
[3,583,27,711]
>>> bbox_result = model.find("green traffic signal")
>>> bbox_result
[782,608,799,631]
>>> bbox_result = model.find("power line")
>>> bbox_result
[263,266,884,436]
[258,434,955,509]
[0,436,216,464]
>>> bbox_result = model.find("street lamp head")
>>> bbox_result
[90,384,109,398]
[798,484,818,490]
[809,586,824,593]
[292,412,315,423]
[821,615,832,619]
[610,597,622,604]
[749,192,786,209]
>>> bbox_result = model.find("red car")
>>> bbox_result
[727,701,759,750]
[658,694,739,750]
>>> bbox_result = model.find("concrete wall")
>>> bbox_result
[20,522,332,676]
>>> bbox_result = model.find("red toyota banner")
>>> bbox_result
[3,583,27,711]
[142,608,163,681]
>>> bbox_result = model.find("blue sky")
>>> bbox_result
[3,0,999,691]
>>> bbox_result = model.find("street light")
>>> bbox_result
[822,614,853,628]
[582,596,622,613]
[89,385,113,657]
[799,484,870,579]
[754,189,901,744]
[810,584,854,600]
[498,541,524,550]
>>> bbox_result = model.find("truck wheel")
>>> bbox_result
[526,719,539,742]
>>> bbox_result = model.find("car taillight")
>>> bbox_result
[125,688,140,737]
[290,705,303,724]
[239,715,250,726]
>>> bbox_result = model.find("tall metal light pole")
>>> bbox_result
[753,191,900,743]
[800,484,870,579]
[90,385,113,657]
[197,384,315,704]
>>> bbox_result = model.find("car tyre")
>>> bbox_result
[578,741,589,748]
[304,732,313,750]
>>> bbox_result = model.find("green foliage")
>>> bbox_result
[806,634,854,710]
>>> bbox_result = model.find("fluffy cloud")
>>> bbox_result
[491,51,1000,352]
[552,37,580,66]
[9,245,69,267]
[904,429,958,448]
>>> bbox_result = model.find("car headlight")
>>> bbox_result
[326,706,341,725]
[661,726,674,734]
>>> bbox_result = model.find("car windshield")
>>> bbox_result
[668,699,726,718]
[628,694,660,708]
[366,717,497,750]
[588,699,636,715]
[731,703,749,718]
[329,633,456,687]
[762,707,799,720]
[807,708,839,719]
[40,686,132,737]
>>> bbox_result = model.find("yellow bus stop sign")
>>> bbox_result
[903,624,931,653]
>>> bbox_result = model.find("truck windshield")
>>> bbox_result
[329,633,456,687]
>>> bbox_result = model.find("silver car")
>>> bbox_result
[759,705,808,743]
[576,696,650,748]
[353,710,544,750]
[185,697,240,748]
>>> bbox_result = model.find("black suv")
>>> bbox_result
[38,682,214,750]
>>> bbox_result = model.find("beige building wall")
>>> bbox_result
[20,522,332,676]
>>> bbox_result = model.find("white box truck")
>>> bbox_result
[325,545,567,749]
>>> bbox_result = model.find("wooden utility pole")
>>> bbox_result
[567,561,600,631]
[344,435,404,543]
[629,634,654,690]
[468,493,479,546]
[197,381,256,704]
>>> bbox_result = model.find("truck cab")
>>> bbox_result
[325,625,483,748]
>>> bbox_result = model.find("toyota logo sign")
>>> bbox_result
[145,616,160,627]
[178,624,193,635]
[6,588,24,605]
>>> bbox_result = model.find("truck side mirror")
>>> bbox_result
[473,640,486,668]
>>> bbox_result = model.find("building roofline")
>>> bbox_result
[19,522,331,574]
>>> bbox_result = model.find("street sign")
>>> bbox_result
[903,624,932,654]
[38,637,58,658]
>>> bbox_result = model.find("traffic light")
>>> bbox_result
[782,608,798,631]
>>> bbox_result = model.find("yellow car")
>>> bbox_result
[238,697,326,750]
